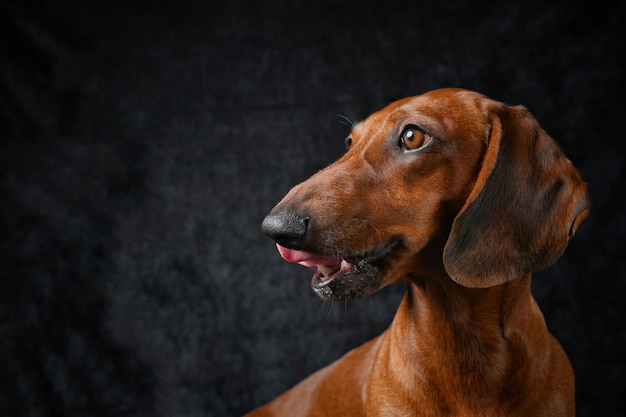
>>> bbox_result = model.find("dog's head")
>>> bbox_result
[262,88,589,300]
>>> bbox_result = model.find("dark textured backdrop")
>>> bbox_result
[1,0,624,416]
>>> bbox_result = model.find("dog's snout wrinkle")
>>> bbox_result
[261,210,309,249]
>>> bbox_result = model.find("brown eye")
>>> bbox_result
[399,127,430,151]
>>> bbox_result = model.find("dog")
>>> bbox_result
[247,88,589,416]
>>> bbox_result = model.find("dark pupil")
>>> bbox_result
[405,130,414,141]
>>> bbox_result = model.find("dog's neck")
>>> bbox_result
[408,272,536,331]
[371,273,552,410]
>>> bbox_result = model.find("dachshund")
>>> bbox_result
[248,88,589,417]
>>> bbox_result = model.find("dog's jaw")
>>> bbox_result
[275,239,404,301]
[311,258,384,300]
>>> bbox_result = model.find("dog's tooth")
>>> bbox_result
[317,264,335,276]
[341,260,348,269]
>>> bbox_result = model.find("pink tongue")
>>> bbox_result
[276,244,341,268]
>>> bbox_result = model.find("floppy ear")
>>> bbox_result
[443,105,589,288]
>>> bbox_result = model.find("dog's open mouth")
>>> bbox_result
[275,238,402,300]
[276,244,353,283]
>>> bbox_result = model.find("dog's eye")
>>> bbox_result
[344,137,353,150]
[399,127,431,151]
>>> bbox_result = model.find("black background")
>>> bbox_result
[1,0,624,416]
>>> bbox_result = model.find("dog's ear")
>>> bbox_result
[443,105,589,288]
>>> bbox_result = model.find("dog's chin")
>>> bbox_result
[311,263,386,301]
[310,238,403,301]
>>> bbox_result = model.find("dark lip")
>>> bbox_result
[310,237,403,299]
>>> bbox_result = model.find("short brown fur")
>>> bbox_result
[248,88,589,417]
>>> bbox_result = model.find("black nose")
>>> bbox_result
[261,210,309,249]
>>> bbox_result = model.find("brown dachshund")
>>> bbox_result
[248,88,589,417]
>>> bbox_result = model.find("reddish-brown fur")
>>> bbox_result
[248,88,589,416]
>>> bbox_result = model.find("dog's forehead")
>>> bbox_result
[353,90,490,139]
[401,90,491,126]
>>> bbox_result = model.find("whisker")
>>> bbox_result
[336,113,356,128]
[318,300,331,317]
